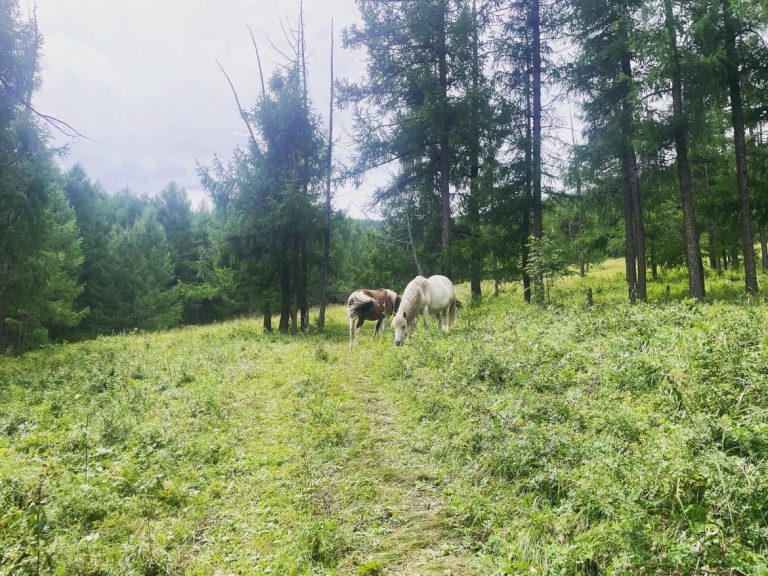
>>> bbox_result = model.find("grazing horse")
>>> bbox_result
[392,275,458,346]
[347,288,401,349]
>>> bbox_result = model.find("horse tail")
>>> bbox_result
[448,297,458,330]
[348,291,374,320]
[350,299,374,320]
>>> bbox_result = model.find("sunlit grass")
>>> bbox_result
[2,263,768,574]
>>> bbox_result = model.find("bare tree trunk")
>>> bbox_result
[469,0,482,303]
[622,153,638,303]
[299,236,309,331]
[531,0,544,305]
[263,300,272,333]
[760,224,768,274]
[403,200,423,276]
[708,225,720,270]
[522,28,532,303]
[570,107,586,280]
[318,21,334,331]
[279,243,291,333]
[0,257,7,347]
[723,0,758,294]
[664,0,705,301]
[618,18,645,302]
[437,4,451,276]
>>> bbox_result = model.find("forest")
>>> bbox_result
[3,0,768,573]
[1,0,768,351]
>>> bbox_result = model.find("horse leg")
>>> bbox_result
[374,317,384,336]
[348,315,355,349]
[422,306,430,328]
[356,318,366,344]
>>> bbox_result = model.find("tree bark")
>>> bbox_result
[664,0,705,301]
[722,0,758,294]
[708,225,719,270]
[531,0,544,305]
[437,3,452,276]
[299,235,309,331]
[618,17,645,302]
[403,200,423,276]
[469,0,482,303]
[263,300,272,333]
[522,27,532,303]
[318,21,334,331]
[622,150,638,303]
[279,241,291,333]
[760,224,768,274]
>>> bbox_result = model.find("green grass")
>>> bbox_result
[2,261,768,574]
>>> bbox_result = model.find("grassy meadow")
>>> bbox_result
[2,260,768,575]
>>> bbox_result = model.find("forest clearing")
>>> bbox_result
[4,0,768,572]
[2,262,767,575]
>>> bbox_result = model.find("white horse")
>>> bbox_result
[391,275,458,346]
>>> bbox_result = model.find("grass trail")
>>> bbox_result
[1,302,481,574]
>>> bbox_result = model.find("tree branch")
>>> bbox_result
[215,59,258,146]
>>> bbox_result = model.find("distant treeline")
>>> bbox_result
[3,0,768,351]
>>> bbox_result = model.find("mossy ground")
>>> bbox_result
[2,261,768,574]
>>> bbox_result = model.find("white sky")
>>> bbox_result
[32,0,387,217]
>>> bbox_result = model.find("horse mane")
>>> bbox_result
[395,276,428,324]
[383,289,399,314]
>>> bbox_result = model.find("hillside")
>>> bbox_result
[2,263,768,575]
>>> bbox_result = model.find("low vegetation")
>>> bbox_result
[2,262,767,574]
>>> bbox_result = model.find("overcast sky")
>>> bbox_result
[32,0,385,217]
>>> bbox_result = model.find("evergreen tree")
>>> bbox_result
[568,0,648,302]
[0,0,85,350]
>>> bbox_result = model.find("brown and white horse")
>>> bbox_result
[347,288,401,349]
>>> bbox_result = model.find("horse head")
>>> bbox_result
[392,312,408,346]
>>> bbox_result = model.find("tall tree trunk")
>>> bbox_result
[403,199,423,276]
[299,235,309,331]
[570,107,586,279]
[279,239,291,333]
[318,21,334,331]
[723,0,758,294]
[521,28,533,303]
[263,300,272,333]
[618,17,645,302]
[289,232,299,335]
[469,0,482,302]
[708,225,719,270]
[664,0,705,301]
[622,153,638,303]
[760,224,768,273]
[531,0,544,305]
[0,257,6,347]
[437,3,451,276]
